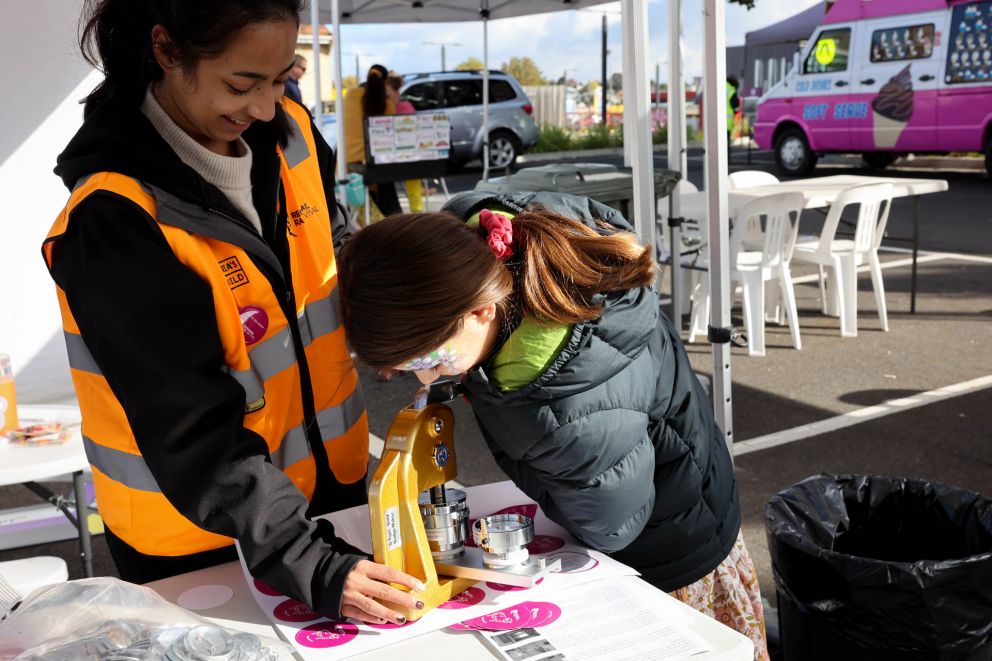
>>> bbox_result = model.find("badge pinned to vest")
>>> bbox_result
[239,305,269,345]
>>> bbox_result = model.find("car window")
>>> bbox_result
[945,2,992,84]
[488,80,517,102]
[804,28,851,74]
[445,80,483,107]
[870,24,934,63]
[402,82,443,111]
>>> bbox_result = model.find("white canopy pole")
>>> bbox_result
[702,0,733,454]
[481,10,490,182]
[667,0,685,327]
[332,0,346,180]
[620,6,633,168]
[620,0,655,250]
[310,1,323,127]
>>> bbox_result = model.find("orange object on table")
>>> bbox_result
[0,353,18,433]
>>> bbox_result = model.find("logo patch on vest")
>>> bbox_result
[245,397,266,413]
[219,256,249,290]
[239,305,269,345]
[289,202,319,234]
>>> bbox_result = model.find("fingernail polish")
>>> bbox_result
[415,600,425,610]
[396,615,407,624]
[414,580,427,592]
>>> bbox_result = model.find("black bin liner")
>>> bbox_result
[766,474,992,661]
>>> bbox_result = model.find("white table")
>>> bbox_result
[675,174,949,331]
[147,561,754,661]
[0,404,93,577]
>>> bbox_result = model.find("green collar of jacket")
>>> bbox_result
[467,208,574,392]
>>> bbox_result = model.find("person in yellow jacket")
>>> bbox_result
[727,75,741,154]
[43,0,423,625]
[343,64,401,217]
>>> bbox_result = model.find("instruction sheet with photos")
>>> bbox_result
[477,579,713,661]
[367,113,450,164]
[237,481,639,660]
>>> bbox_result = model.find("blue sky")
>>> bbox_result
[335,0,823,84]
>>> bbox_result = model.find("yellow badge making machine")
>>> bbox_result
[368,382,560,620]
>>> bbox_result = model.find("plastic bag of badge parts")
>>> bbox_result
[765,474,992,660]
[0,576,295,660]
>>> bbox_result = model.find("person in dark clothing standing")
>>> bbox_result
[337,192,770,660]
[284,53,306,105]
[42,0,424,626]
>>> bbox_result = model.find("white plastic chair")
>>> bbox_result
[656,180,704,258]
[0,556,68,598]
[791,183,893,338]
[728,170,780,189]
[688,193,805,356]
[657,180,706,315]
[730,171,782,252]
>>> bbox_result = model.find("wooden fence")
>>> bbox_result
[522,85,567,128]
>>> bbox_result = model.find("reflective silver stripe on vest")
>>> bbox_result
[64,331,102,376]
[270,386,366,469]
[297,289,341,347]
[83,435,162,493]
[224,291,341,401]
[281,110,311,169]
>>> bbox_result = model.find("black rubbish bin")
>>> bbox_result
[766,474,992,661]
[474,163,680,223]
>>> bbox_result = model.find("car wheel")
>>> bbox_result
[862,152,899,170]
[773,128,817,177]
[985,141,992,179]
[488,131,521,169]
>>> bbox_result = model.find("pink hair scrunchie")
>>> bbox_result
[479,209,514,261]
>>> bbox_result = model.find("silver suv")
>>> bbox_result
[400,70,538,169]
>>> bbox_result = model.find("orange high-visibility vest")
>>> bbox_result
[42,101,368,557]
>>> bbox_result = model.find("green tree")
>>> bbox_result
[609,72,623,92]
[455,57,484,71]
[500,57,547,86]
[730,0,756,7]
[342,75,358,89]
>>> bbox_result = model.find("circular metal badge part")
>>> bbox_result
[419,488,469,559]
[472,514,535,567]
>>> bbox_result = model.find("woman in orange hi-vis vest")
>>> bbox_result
[42,0,424,625]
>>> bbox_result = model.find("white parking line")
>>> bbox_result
[790,253,947,284]
[880,246,992,264]
[734,374,992,456]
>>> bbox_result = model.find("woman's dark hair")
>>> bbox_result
[79,0,305,115]
[338,210,655,370]
[361,64,389,117]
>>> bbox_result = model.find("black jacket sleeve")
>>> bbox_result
[49,192,362,617]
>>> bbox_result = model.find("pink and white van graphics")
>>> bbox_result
[754,0,992,176]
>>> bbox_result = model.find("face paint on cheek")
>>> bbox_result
[400,347,460,372]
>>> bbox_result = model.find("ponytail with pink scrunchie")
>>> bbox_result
[479,209,514,261]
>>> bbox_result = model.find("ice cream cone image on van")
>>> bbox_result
[871,65,914,148]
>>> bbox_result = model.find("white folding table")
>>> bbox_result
[674,174,949,334]
[146,560,755,660]
[0,404,93,577]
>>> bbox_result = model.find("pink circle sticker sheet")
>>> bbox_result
[237,481,640,660]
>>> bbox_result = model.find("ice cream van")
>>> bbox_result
[753,0,992,177]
